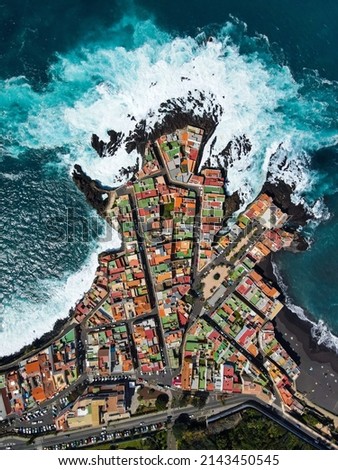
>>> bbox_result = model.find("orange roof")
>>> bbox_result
[134,296,151,315]
[127,279,141,288]
[188,159,194,172]
[26,361,40,375]
[255,242,271,256]
[259,193,271,203]
[247,343,259,357]
[202,168,222,177]
[207,382,215,392]
[222,304,233,315]
[157,272,171,283]
[261,284,279,298]
[280,388,293,407]
[32,386,47,403]
[249,271,262,283]
[154,255,170,264]
[158,306,166,318]
[181,131,189,143]
[122,360,133,372]
[181,357,193,391]
[174,197,182,209]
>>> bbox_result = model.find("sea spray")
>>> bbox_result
[1,18,338,193]
[1,15,338,354]
[272,261,338,354]
[0,228,121,357]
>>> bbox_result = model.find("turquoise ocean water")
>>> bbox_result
[1,0,338,355]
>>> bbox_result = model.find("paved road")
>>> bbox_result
[1,395,333,450]
[207,399,336,450]
[126,186,171,371]
[0,396,247,450]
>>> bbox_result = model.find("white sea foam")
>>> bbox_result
[0,228,121,357]
[305,198,331,232]
[311,320,338,354]
[272,261,338,354]
[1,15,338,355]
[3,17,335,196]
[0,172,24,181]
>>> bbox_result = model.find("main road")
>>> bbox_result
[0,395,244,450]
[0,395,333,450]
[207,398,337,450]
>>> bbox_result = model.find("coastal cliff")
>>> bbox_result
[72,164,110,217]
[0,315,73,370]
[262,177,311,228]
[223,190,241,218]
[260,176,310,252]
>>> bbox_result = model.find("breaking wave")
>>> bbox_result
[272,261,338,354]
[0,233,121,357]
[1,16,338,196]
[1,12,338,354]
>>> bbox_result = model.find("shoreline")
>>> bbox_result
[0,313,73,370]
[2,109,338,416]
[258,256,338,414]
[258,256,338,363]
[74,104,220,219]
[0,108,218,367]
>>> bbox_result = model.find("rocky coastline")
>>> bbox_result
[91,96,220,159]
[262,177,311,228]
[257,255,338,413]
[0,313,73,371]
[91,130,124,158]
[72,164,110,218]
[74,105,222,218]
[1,107,328,383]
[260,175,311,251]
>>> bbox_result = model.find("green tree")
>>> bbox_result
[155,393,169,411]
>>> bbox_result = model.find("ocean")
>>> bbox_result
[1,0,338,356]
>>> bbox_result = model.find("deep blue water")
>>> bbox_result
[1,0,338,354]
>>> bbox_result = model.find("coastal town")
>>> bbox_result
[0,124,337,450]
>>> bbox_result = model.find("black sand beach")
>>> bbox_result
[258,256,338,415]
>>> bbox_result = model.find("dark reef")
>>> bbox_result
[260,176,310,252]
[72,164,109,217]
[262,176,311,228]
[92,130,124,157]
[91,95,221,159]
[223,191,241,219]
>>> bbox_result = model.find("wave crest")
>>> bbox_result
[1,16,338,193]
[2,14,338,354]
[272,261,338,354]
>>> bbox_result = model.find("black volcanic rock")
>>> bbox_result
[106,129,124,156]
[89,93,227,174]
[262,177,311,228]
[91,134,105,157]
[92,130,124,158]
[224,190,241,219]
[72,164,109,216]
[219,135,252,163]
[0,315,72,368]
[286,232,309,252]
[96,95,222,158]
[125,119,148,155]
[124,106,219,157]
